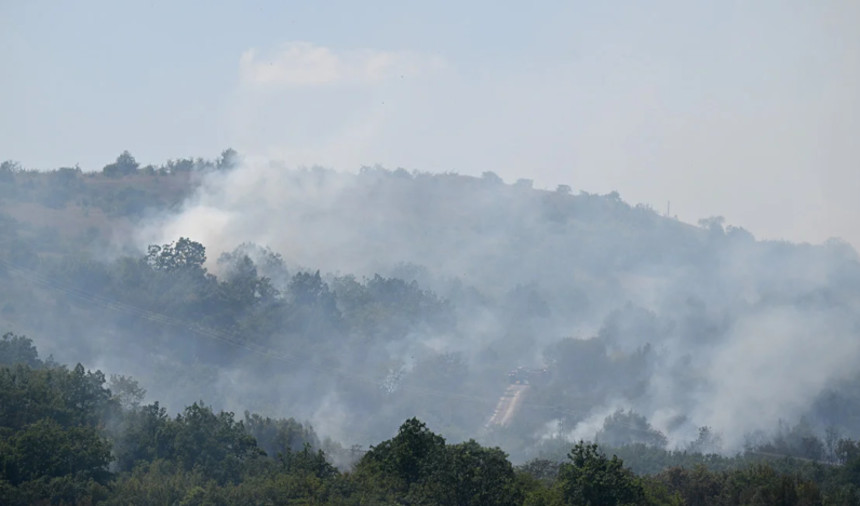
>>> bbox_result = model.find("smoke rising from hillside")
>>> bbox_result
[128,160,860,455]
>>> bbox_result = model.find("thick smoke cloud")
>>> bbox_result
[129,160,860,456]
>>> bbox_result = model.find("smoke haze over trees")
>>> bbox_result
[2,152,860,465]
[7,332,860,504]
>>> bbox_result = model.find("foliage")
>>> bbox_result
[0,363,115,430]
[0,332,42,368]
[111,402,174,472]
[446,439,522,506]
[4,154,860,503]
[596,410,668,449]
[2,338,860,504]
[146,237,207,273]
[108,373,146,409]
[243,412,320,458]
[361,417,447,487]
[102,150,139,177]
[654,464,823,506]
[0,351,114,504]
[558,442,645,506]
[0,418,112,486]
[356,418,520,505]
[172,402,262,484]
[113,401,262,484]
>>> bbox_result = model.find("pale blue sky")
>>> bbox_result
[1,1,858,247]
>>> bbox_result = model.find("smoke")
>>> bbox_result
[693,306,860,449]
[112,160,860,454]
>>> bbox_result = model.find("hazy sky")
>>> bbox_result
[2,1,858,247]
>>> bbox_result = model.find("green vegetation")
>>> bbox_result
[3,151,860,503]
[2,335,860,504]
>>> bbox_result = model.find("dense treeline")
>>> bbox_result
[4,334,860,504]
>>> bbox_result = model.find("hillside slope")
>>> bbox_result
[1,158,859,458]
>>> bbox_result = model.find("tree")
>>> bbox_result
[216,148,239,170]
[278,443,337,479]
[111,402,173,472]
[102,151,140,177]
[243,412,319,458]
[0,160,21,182]
[446,439,520,506]
[218,242,290,292]
[109,374,146,410]
[284,270,342,335]
[164,158,196,173]
[146,238,207,273]
[687,426,723,454]
[219,255,278,308]
[0,333,42,368]
[481,171,504,184]
[515,178,534,189]
[0,362,114,430]
[559,442,645,506]
[2,418,112,486]
[358,418,520,505]
[595,410,668,449]
[697,216,725,234]
[0,419,112,505]
[171,402,262,484]
[362,418,447,487]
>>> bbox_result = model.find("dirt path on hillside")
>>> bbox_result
[486,384,529,427]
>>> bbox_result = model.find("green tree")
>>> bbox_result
[243,412,319,458]
[362,417,447,487]
[284,270,342,336]
[102,150,140,177]
[172,402,262,484]
[559,441,645,506]
[0,332,42,368]
[278,443,338,479]
[146,237,207,273]
[596,409,668,449]
[1,418,112,486]
[0,419,112,505]
[358,418,521,505]
[446,439,521,506]
[109,374,146,409]
[219,254,278,310]
[0,363,114,430]
[112,402,174,472]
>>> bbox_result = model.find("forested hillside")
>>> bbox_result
[2,151,860,473]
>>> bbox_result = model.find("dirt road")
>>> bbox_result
[486,384,529,427]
